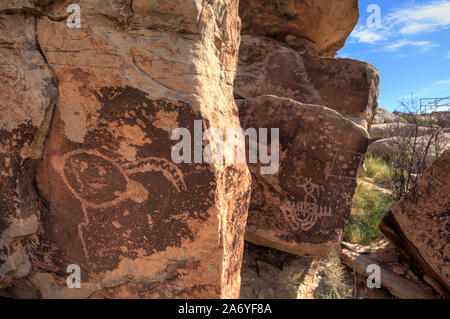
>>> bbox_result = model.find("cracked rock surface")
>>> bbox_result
[0,11,57,290]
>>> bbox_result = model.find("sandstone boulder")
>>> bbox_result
[239,0,359,57]
[235,36,380,126]
[379,150,450,297]
[2,0,251,299]
[367,138,398,157]
[305,57,379,126]
[234,32,378,257]
[368,134,450,166]
[234,36,323,105]
[369,123,428,141]
[238,95,369,256]
[373,108,407,124]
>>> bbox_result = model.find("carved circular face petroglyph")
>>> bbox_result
[59,148,189,260]
[61,149,187,210]
[63,150,130,208]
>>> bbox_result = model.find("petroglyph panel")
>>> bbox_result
[238,96,369,256]
[36,86,217,273]
[327,150,365,180]
[236,36,380,125]
[55,149,188,260]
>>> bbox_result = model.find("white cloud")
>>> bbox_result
[385,40,438,52]
[350,1,450,46]
[389,1,450,35]
[349,26,386,44]
[337,52,350,58]
[434,78,450,86]
[446,51,450,59]
[415,79,450,97]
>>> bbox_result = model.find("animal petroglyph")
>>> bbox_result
[57,150,187,259]
[282,178,332,231]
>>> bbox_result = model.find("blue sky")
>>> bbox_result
[337,0,450,112]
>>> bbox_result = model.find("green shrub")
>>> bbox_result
[360,155,393,185]
[344,183,396,245]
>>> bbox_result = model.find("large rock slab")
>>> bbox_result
[235,36,379,126]
[3,0,251,299]
[239,0,359,57]
[234,36,323,105]
[0,12,57,288]
[369,123,428,141]
[379,150,450,297]
[238,95,369,256]
[368,134,450,166]
[373,108,407,124]
[304,55,379,126]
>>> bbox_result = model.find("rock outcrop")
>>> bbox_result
[368,111,449,166]
[372,108,407,124]
[235,36,379,126]
[379,150,450,297]
[1,0,251,298]
[369,123,428,141]
[234,33,378,256]
[368,134,450,167]
[239,0,359,57]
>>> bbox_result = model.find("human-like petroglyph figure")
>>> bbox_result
[57,150,187,259]
[282,178,333,231]
[279,149,364,232]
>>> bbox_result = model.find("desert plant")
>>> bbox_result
[360,154,393,185]
[388,95,449,200]
[344,183,396,245]
[316,249,352,299]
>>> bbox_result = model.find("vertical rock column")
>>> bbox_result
[0,11,57,290]
[29,0,250,298]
